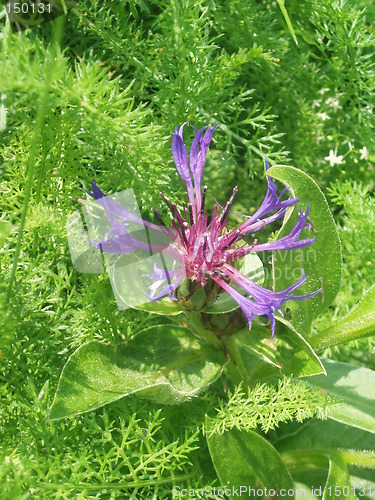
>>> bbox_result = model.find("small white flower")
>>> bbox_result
[359,146,369,161]
[325,97,342,112]
[317,112,331,121]
[318,87,330,95]
[312,99,321,109]
[324,150,344,167]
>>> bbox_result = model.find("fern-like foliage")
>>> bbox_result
[0,380,204,498]
[1,0,375,496]
[314,180,375,367]
[328,179,375,301]
[208,379,339,436]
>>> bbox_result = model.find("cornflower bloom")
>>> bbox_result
[88,124,319,337]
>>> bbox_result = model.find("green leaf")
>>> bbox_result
[276,0,298,45]
[322,453,356,500]
[206,420,295,498]
[292,483,317,500]
[310,285,375,351]
[236,345,283,386]
[282,450,358,499]
[350,474,375,500]
[276,419,375,454]
[49,325,226,420]
[0,220,12,248]
[135,297,183,315]
[307,359,375,433]
[276,419,375,478]
[236,317,325,378]
[205,253,264,314]
[267,166,342,334]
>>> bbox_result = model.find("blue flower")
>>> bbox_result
[87,124,320,336]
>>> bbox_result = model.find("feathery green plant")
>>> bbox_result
[1,0,375,497]
[208,379,338,435]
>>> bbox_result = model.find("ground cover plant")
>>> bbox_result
[1,0,375,498]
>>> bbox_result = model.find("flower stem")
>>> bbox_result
[184,312,252,387]
[222,334,251,388]
[184,312,223,351]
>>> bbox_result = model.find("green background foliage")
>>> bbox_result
[1,0,374,497]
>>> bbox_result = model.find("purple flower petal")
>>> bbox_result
[226,264,320,306]
[88,229,164,255]
[214,265,320,338]
[188,125,219,213]
[252,205,315,252]
[212,274,265,330]
[172,125,190,182]
[238,167,298,236]
[146,262,184,281]
[172,125,195,210]
[189,126,206,179]
[87,180,162,232]
[86,181,173,254]
[145,269,185,302]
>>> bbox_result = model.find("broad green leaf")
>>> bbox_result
[281,450,330,494]
[236,317,325,378]
[293,483,317,500]
[307,359,375,433]
[322,453,356,500]
[205,253,264,314]
[310,285,375,351]
[206,420,295,499]
[267,166,342,334]
[236,345,283,386]
[276,419,375,454]
[350,474,375,500]
[282,450,357,499]
[276,420,375,497]
[0,220,11,248]
[49,325,226,420]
